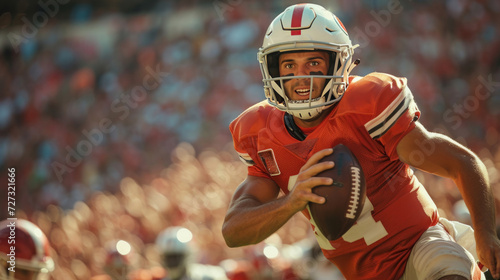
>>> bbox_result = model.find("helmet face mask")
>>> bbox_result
[258,3,358,120]
[163,253,186,269]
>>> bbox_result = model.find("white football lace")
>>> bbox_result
[346,166,361,219]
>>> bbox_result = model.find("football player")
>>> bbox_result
[102,240,134,280]
[222,3,500,280]
[155,226,228,280]
[0,219,54,280]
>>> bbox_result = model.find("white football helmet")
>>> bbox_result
[103,240,134,280]
[258,3,359,120]
[155,226,193,279]
[0,219,54,280]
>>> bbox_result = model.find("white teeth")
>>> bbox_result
[295,88,311,95]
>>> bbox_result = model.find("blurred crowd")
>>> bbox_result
[0,0,499,279]
[9,143,335,279]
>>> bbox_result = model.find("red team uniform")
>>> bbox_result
[230,73,440,279]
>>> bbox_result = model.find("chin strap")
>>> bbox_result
[284,113,307,141]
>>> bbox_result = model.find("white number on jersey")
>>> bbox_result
[287,175,388,250]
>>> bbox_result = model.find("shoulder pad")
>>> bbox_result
[229,100,277,140]
[341,72,408,113]
[229,100,280,166]
[347,72,407,100]
[342,72,419,139]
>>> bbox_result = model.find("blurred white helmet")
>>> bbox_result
[155,227,193,279]
[258,3,358,120]
[103,240,134,280]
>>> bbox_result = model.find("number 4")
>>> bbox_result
[307,198,388,250]
[287,175,388,249]
[342,198,388,245]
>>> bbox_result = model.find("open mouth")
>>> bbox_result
[295,88,313,96]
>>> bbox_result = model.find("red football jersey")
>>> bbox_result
[229,72,439,279]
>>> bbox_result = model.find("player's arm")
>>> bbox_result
[396,122,500,278]
[222,148,334,247]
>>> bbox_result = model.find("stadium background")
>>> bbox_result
[0,0,499,278]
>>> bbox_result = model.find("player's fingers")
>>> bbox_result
[302,191,326,204]
[488,263,499,279]
[481,248,500,279]
[301,148,333,171]
[294,179,330,202]
[292,176,332,196]
[486,239,500,279]
[493,254,500,279]
[288,179,329,210]
[299,160,335,181]
[303,176,333,189]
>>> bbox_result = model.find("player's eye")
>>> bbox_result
[283,63,294,69]
[309,61,320,67]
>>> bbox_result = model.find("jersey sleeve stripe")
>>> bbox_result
[370,100,409,139]
[365,86,413,139]
[367,96,408,137]
[238,152,255,166]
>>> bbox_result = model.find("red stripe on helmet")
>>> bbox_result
[291,4,306,35]
[335,15,348,34]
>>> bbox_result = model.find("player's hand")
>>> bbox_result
[286,148,334,212]
[476,231,500,279]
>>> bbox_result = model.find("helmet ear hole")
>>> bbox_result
[328,51,338,75]
[267,52,281,78]
[266,52,286,104]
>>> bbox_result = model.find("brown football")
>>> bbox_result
[309,144,366,241]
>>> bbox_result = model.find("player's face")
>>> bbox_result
[278,51,330,101]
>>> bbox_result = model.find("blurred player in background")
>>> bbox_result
[0,219,54,280]
[222,3,500,279]
[103,240,134,280]
[155,226,227,280]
